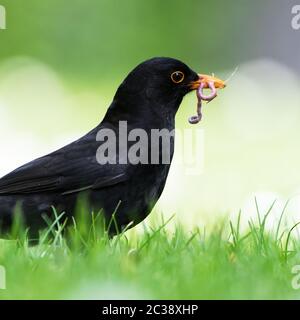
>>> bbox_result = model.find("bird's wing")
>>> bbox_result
[0,137,128,195]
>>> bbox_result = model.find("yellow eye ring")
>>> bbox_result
[171,71,185,84]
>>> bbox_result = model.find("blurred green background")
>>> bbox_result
[0,0,300,230]
[0,0,265,82]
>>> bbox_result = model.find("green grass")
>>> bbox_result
[0,202,300,300]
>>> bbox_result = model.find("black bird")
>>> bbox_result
[0,57,223,236]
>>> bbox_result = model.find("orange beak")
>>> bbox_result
[190,73,226,90]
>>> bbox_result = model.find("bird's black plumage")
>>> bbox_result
[0,57,199,236]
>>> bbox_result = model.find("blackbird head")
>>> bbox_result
[115,57,198,105]
[107,57,224,123]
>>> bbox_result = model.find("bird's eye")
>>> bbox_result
[171,71,185,84]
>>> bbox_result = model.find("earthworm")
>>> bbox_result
[188,95,202,124]
[188,81,217,124]
[198,81,217,101]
